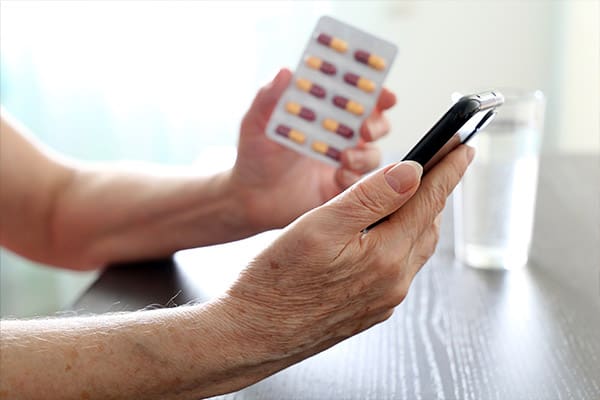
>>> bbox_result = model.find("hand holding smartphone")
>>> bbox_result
[365,91,504,230]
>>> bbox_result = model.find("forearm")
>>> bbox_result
[0,300,291,400]
[50,164,256,269]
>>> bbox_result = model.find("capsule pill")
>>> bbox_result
[285,102,316,122]
[312,141,341,161]
[343,72,376,93]
[322,118,354,139]
[296,78,326,98]
[305,56,337,75]
[317,33,348,53]
[333,96,364,116]
[275,124,306,145]
[354,50,386,71]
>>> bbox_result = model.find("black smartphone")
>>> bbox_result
[365,91,504,230]
[405,91,504,172]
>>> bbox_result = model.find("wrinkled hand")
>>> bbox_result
[230,68,396,232]
[225,145,474,360]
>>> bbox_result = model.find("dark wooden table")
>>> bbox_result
[73,154,600,400]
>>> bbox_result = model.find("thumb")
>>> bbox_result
[316,161,423,235]
[241,68,292,133]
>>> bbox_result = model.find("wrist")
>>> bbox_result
[209,169,264,240]
[225,170,280,235]
[221,270,310,360]
[185,297,289,396]
[210,295,286,362]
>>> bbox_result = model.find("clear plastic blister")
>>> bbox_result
[266,16,398,166]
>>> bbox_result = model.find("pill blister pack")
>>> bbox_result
[266,16,398,166]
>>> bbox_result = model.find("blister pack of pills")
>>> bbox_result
[266,16,398,166]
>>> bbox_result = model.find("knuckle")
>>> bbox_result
[384,308,395,320]
[427,183,448,215]
[379,309,395,323]
[388,284,409,307]
[412,231,440,265]
[412,246,436,269]
[428,236,440,256]
[445,158,468,192]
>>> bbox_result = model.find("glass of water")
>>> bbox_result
[453,89,546,270]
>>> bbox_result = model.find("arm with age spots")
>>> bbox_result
[1,146,473,399]
[0,302,274,399]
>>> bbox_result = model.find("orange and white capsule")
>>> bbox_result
[275,125,306,145]
[343,72,376,93]
[305,56,337,75]
[312,141,341,161]
[354,50,386,71]
[317,33,348,53]
[285,102,316,122]
[296,78,326,98]
[322,118,354,139]
[333,96,364,116]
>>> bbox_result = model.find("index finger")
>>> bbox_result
[374,145,475,247]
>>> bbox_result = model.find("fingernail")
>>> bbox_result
[366,118,382,139]
[384,161,423,193]
[466,146,475,163]
[346,151,366,171]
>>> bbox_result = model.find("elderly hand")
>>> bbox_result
[230,68,396,232]
[224,145,474,360]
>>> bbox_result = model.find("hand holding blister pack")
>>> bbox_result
[266,16,398,165]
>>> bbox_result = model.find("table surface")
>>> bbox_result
[73,154,600,400]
